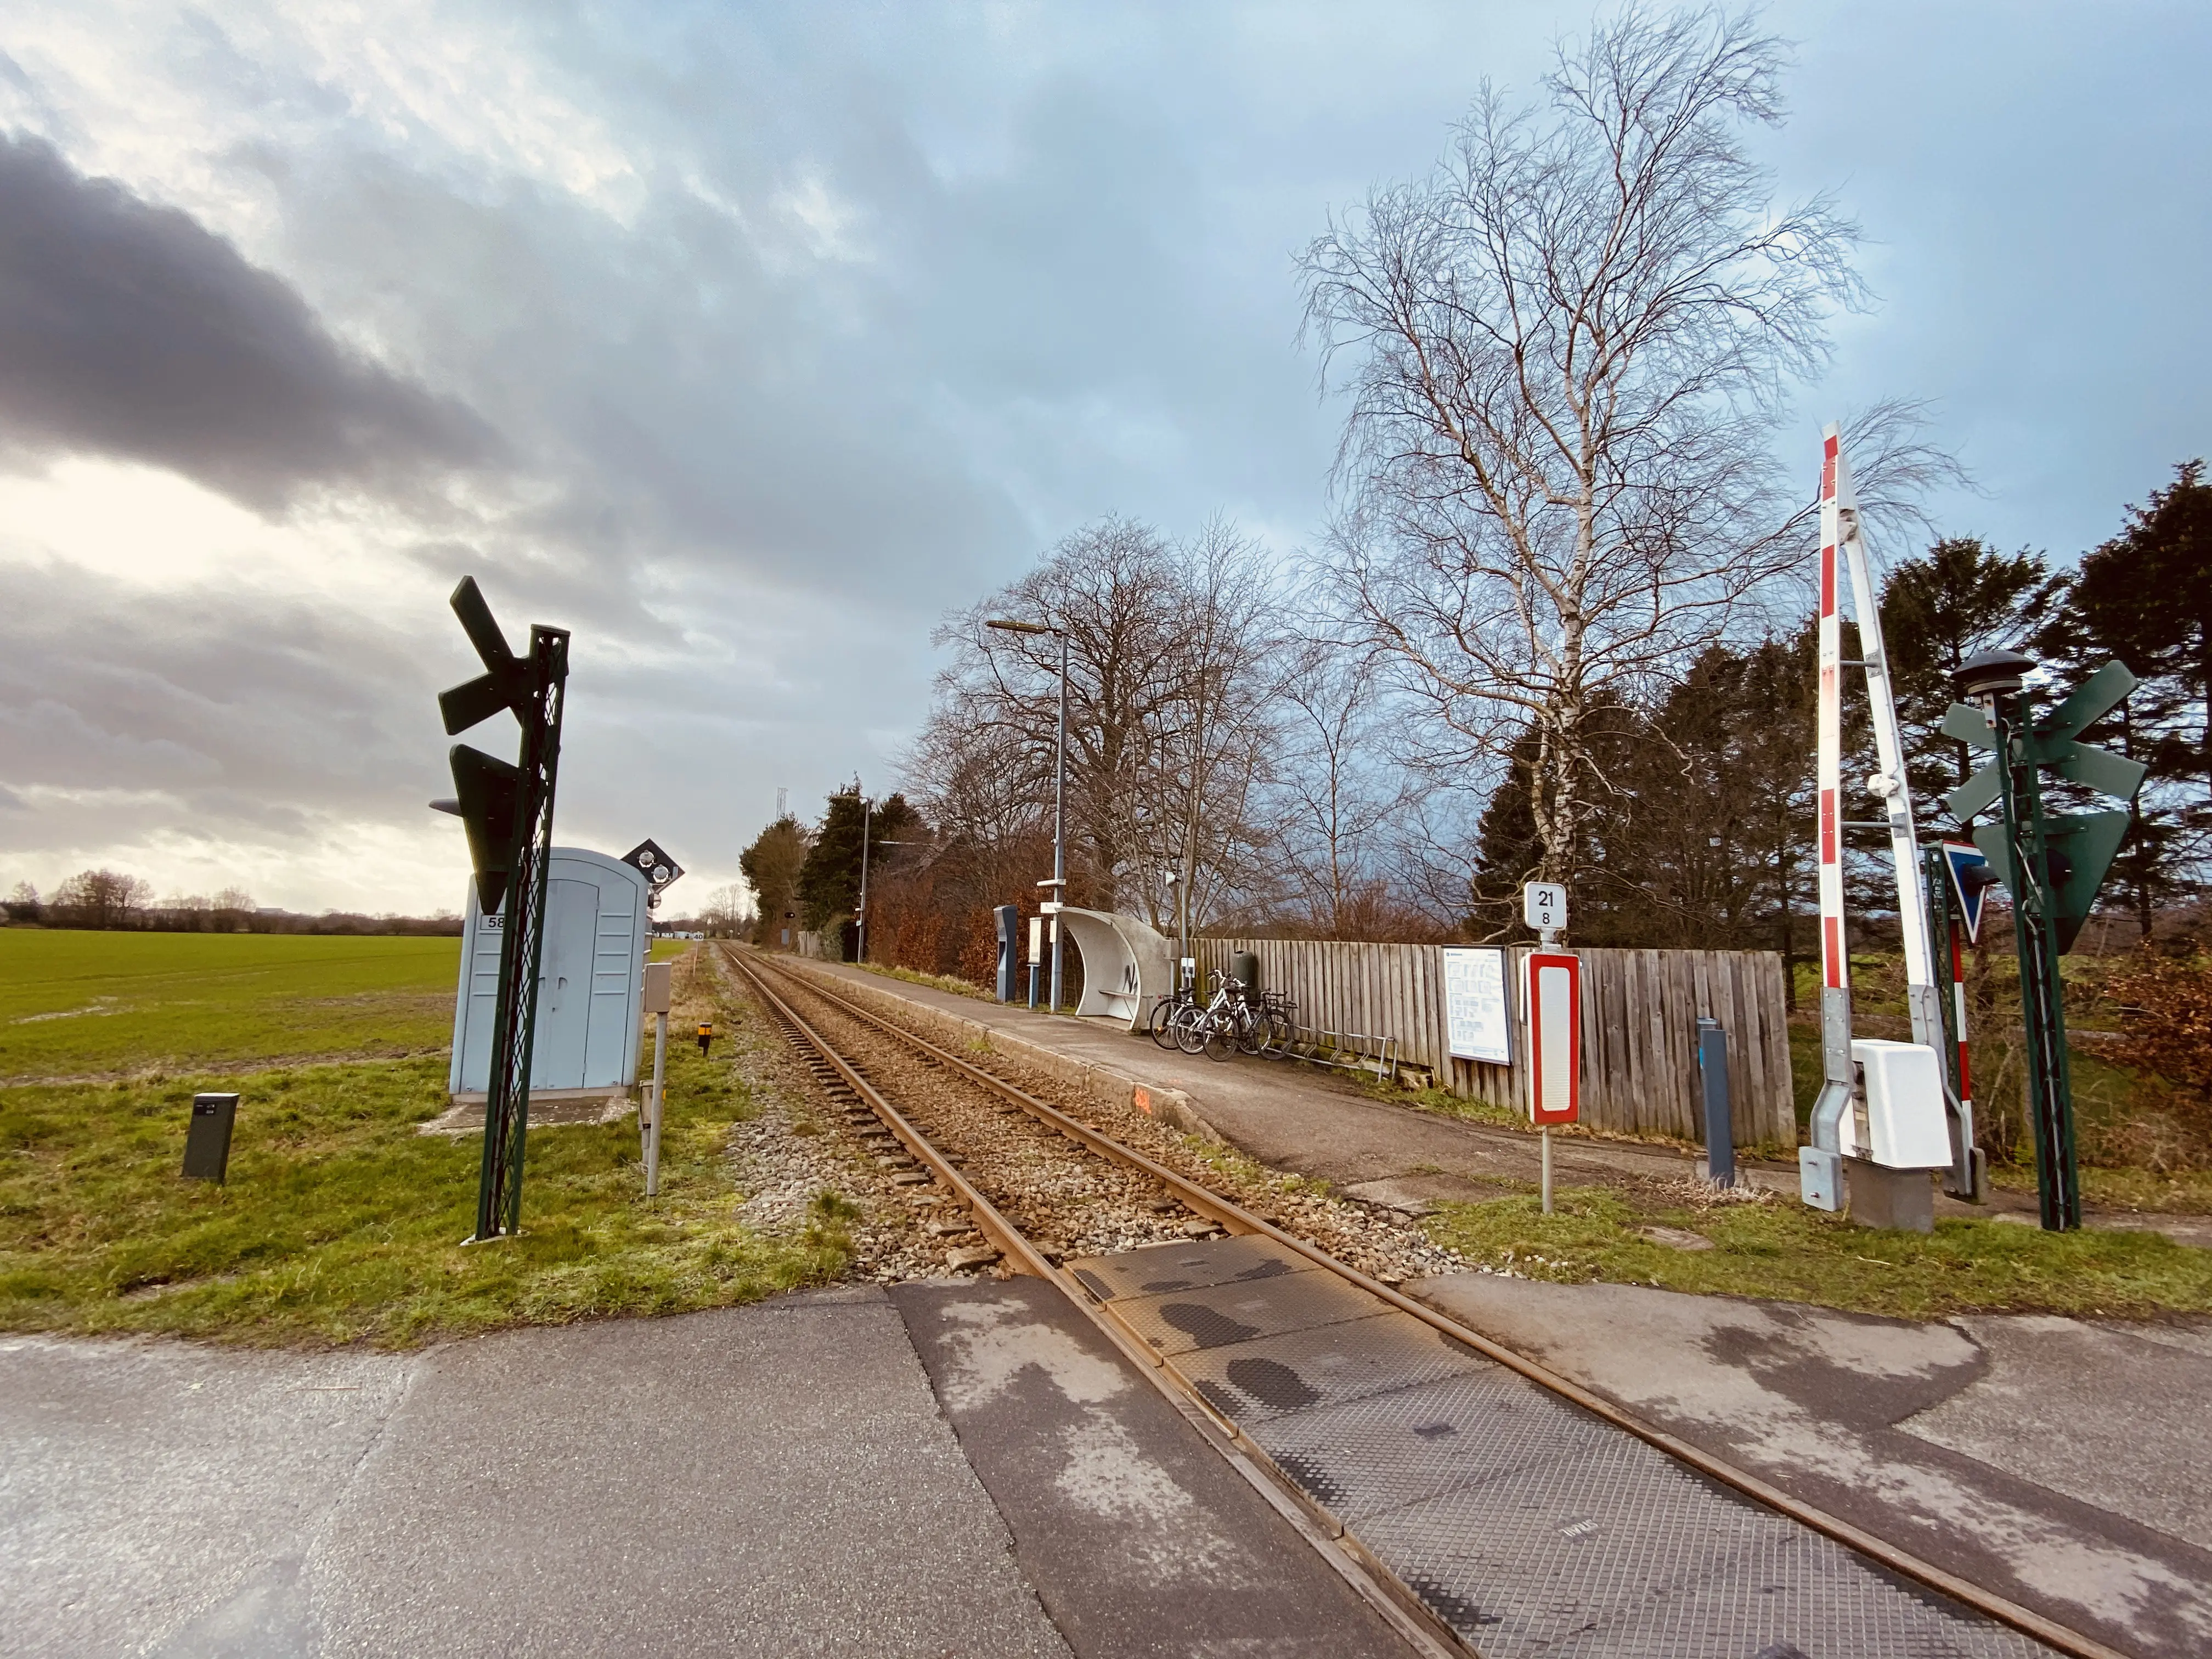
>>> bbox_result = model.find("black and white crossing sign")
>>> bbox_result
[1522,882,1567,933]
[622,839,685,911]
[622,838,684,890]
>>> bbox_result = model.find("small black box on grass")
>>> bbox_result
[182,1093,239,1182]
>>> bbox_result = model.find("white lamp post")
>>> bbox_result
[985,616,1068,1011]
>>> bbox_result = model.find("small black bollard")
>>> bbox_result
[182,1093,239,1182]
[696,1020,714,1057]
[1696,1018,1735,1187]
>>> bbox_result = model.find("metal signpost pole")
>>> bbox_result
[642,961,671,1198]
[1990,683,2079,1231]
[489,626,566,1239]
[1523,882,1572,1215]
[1051,627,1068,1014]
[1944,652,2143,1231]
[646,1008,667,1198]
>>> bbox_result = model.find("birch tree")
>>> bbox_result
[1299,5,1861,888]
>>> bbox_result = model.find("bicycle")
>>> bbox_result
[1175,973,1265,1060]
[1146,985,1200,1049]
[1254,989,1299,1056]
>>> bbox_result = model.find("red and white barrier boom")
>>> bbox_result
[1803,425,1977,1216]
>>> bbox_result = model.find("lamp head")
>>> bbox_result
[985,617,1052,636]
[1951,647,2036,706]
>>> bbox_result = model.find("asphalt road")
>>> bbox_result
[2,1280,1419,1659]
[2,1291,1073,1658]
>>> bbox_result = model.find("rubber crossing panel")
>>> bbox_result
[1066,1235,2052,1658]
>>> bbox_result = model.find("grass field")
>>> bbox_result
[0,930,460,1080]
[0,939,852,1346]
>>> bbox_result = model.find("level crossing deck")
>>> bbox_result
[1067,1230,2047,1658]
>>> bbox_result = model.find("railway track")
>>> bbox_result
[725,946,2118,1659]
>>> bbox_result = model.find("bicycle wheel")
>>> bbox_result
[1147,996,1180,1048]
[1203,1010,1237,1061]
[1235,1006,1264,1056]
[1172,1004,1210,1055]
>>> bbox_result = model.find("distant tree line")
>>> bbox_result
[3,872,464,936]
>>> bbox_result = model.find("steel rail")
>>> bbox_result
[724,946,1463,1659]
[734,948,2124,1659]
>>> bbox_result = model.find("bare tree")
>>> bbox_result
[918,516,1285,935]
[1300,5,1864,888]
[700,882,752,938]
[52,868,154,930]
[1268,638,1413,934]
[1134,518,1285,938]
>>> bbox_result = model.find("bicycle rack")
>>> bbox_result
[1276,1023,1401,1086]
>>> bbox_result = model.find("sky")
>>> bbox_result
[0,1,2205,916]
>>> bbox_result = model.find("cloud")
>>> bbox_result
[0,132,494,509]
[0,0,2207,918]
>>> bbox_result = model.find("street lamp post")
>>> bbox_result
[857,815,921,969]
[986,615,1069,1012]
[856,796,871,965]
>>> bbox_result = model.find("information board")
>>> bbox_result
[1442,946,1511,1063]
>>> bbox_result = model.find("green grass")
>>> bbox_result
[0,951,852,1346]
[1985,1160,2212,1215]
[856,961,989,1000]
[0,931,460,1080]
[1424,1186,2212,1321]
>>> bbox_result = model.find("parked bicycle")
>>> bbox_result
[1164,972,1263,1060]
[1145,984,1201,1049]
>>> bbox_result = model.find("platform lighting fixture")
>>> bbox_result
[986,616,1070,1012]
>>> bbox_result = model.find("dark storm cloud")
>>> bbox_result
[0,133,494,509]
[0,558,441,837]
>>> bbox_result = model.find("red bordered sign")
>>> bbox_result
[1526,951,1580,1126]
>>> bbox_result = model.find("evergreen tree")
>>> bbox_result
[2040,460,2212,931]
[797,786,867,940]
[795,787,927,953]
[1879,538,2062,810]
[738,815,810,945]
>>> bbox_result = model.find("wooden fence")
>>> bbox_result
[1195,938,1795,1148]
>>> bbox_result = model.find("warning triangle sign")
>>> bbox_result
[1943,840,1996,944]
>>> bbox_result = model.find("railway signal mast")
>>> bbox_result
[1802,427,1973,1223]
[1943,652,2145,1229]
[437,577,571,1243]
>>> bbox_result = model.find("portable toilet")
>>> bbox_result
[448,848,650,1098]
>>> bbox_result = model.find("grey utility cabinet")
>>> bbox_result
[447,848,651,1098]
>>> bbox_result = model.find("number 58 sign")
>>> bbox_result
[1522,882,1567,932]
